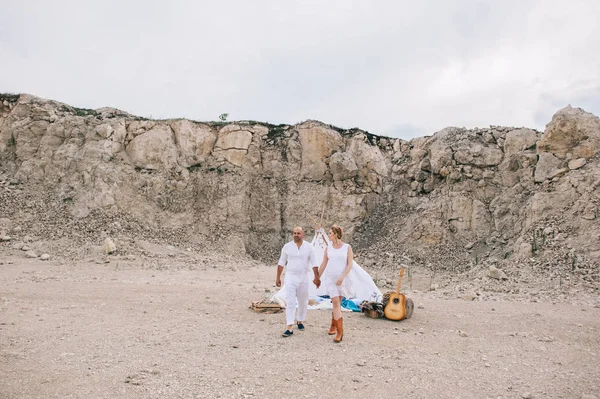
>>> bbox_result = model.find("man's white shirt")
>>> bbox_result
[278,240,317,276]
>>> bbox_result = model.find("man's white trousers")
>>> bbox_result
[284,274,308,326]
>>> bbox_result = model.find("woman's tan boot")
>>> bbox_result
[328,313,337,335]
[333,317,343,343]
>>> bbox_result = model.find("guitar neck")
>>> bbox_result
[396,267,405,293]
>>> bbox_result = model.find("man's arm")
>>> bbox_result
[309,246,320,287]
[276,245,288,287]
[312,266,320,288]
[276,265,284,287]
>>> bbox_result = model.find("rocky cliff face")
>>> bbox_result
[0,93,598,288]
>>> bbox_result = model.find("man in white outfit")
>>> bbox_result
[276,226,320,337]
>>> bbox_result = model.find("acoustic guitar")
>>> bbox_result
[384,267,407,321]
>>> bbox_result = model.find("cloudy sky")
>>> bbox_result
[1,1,599,139]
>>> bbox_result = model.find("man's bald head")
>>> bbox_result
[293,226,305,243]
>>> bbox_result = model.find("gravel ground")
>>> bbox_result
[1,253,599,399]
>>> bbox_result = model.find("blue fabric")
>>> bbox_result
[341,298,361,312]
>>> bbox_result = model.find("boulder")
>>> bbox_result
[539,105,600,159]
[568,158,587,170]
[126,124,178,170]
[487,266,508,280]
[103,238,117,255]
[534,152,566,182]
[329,152,358,181]
[504,128,539,155]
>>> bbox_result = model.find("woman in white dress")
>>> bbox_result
[318,225,353,343]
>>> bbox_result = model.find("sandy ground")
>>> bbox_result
[1,254,599,399]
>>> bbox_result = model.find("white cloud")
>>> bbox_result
[1,0,599,139]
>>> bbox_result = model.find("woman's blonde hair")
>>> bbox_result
[330,224,343,240]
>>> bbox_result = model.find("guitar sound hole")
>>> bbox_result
[393,298,399,304]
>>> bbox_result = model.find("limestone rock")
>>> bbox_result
[329,152,358,181]
[171,120,216,167]
[422,175,436,193]
[0,217,13,232]
[529,191,578,225]
[568,158,587,170]
[539,105,600,159]
[487,266,508,280]
[426,128,456,173]
[534,152,566,182]
[346,136,388,191]
[103,238,117,254]
[213,125,253,167]
[40,254,50,260]
[2,94,600,272]
[25,251,37,258]
[517,242,533,259]
[419,157,432,172]
[504,128,539,155]
[454,142,503,167]
[582,203,597,220]
[126,124,178,170]
[296,122,344,180]
[447,195,491,237]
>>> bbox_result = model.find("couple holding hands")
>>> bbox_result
[275,225,353,343]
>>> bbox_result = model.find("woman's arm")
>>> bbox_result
[318,247,329,277]
[336,245,354,285]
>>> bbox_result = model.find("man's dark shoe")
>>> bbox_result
[297,322,305,331]
[282,330,293,337]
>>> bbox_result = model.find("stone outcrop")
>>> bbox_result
[539,105,600,159]
[0,94,599,287]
